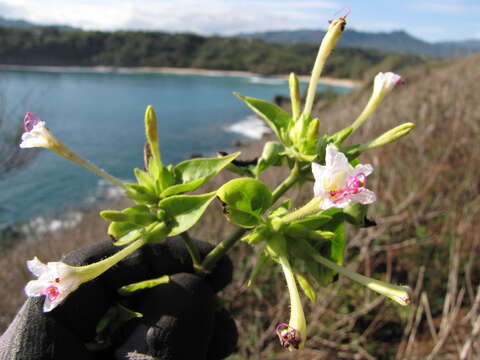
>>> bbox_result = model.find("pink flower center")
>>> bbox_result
[23,112,42,132]
[43,285,60,301]
[41,277,61,301]
[329,172,366,203]
[328,6,351,23]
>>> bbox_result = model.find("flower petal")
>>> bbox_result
[352,164,373,177]
[311,162,325,181]
[27,257,48,277]
[25,280,47,297]
[43,296,57,312]
[46,261,72,279]
[349,189,376,205]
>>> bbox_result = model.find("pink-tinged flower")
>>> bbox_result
[312,144,376,210]
[24,238,147,312]
[19,113,57,149]
[25,257,82,312]
[373,72,403,98]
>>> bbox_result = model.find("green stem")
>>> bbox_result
[200,162,302,273]
[181,232,202,270]
[200,228,247,273]
[272,161,300,203]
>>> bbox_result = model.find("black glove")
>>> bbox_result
[0,237,238,360]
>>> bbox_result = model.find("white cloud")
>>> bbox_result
[0,0,339,33]
[410,1,476,14]
[0,1,24,18]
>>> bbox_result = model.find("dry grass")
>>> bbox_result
[1,55,480,359]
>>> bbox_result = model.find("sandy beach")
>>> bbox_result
[0,64,361,88]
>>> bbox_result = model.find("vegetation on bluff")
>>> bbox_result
[1,54,478,358]
[0,27,426,78]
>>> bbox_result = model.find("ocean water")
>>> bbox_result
[0,70,349,228]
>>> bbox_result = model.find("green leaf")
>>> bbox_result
[247,248,272,287]
[225,162,255,177]
[269,199,292,218]
[306,260,334,287]
[107,221,142,242]
[296,272,317,302]
[111,228,143,246]
[241,225,267,245]
[160,153,240,197]
[158,165,176,193]
[158,192,216,236]
[344,203,368,227]
[118,275,170,296]
[290,213,332,230]
[217,178,272,228]
[124,183,157,204]
[256,141,285,175]
[94,304,142,346]
[134,168,156,192]
[329,127,353,145]
[100,210,157,226]
[340,144,361,162]
[323,212,346,265]
[106,205,155,244]
[235,93,291,142]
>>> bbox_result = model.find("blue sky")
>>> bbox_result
[0,0,478,42]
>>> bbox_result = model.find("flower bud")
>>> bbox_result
[289,73,301,121]
[303,17,346,116]
[351,72,403,131]
[361,123,415,151]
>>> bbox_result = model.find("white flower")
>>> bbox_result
[312,144,376,210]
[19,113,56,149]
[373,72,403,98]
[25,257,82,312]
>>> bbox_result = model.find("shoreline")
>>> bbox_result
[0,64,361,88]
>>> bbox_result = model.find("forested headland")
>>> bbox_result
[0,27,427,78]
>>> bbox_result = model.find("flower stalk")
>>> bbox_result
[20,113,124,188]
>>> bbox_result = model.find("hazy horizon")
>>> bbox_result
[0,0,478,43]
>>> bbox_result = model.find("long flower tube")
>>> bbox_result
[20,113,125,188]
[25,237,147,312]
[303,16,346,117]
[311,252,411,306]
[276,255,307,350]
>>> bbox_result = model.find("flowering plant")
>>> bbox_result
[21,15,414,351]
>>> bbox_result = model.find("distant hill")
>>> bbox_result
[0,27,427,79]
[237,29,479,57]
[0,16,37,29]
[0,15,76,30]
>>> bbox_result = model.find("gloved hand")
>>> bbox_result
[0,237,238,360]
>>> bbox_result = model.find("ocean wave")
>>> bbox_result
[248,76,286,85]
[225,115,271,139]
[21,211,83,236]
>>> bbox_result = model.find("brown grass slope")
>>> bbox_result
[1,55,480,359]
